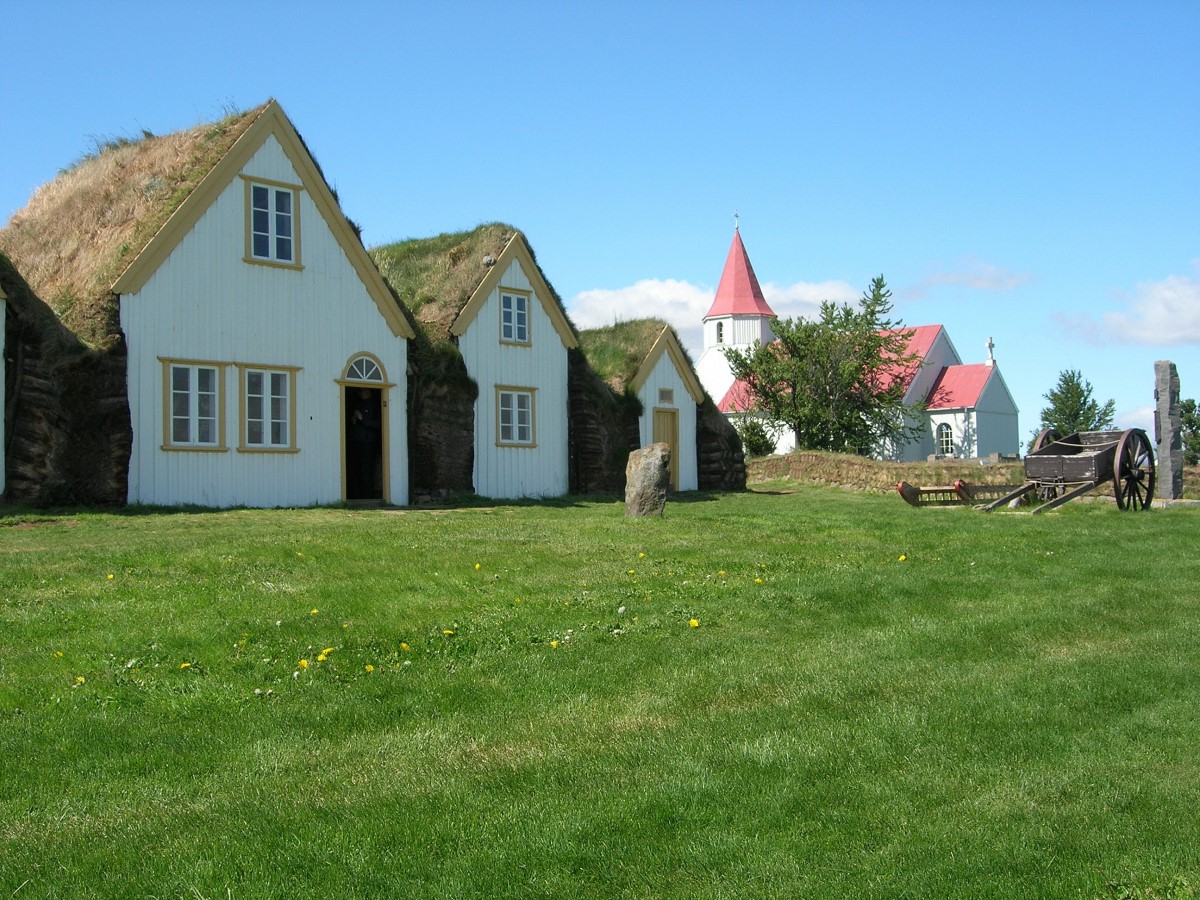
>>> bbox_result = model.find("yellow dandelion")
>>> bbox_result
[75,676,86,685]
[550,640,560,649]
[400,642,411,652]
[179,662,192,670]
[443,629,456,636]
[317,654,328,663]
[474,563,481,570]
[342,622,350,629]
[106,574,114,580]
[638,552,646,559]
[898,555,907,562]
[718,570,727,577]
[755,577,764,584]
[322,647,335,655]
[297,659,309,670]
[689,619,700,628]
[53,650,64,659]
[364,664,374,673]
[310,608,319,616]
[627,569,635,576]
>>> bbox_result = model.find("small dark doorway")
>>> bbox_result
[345,385,383,500]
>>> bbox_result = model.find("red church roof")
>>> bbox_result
[705,229,775,319]
[876,324,944,393]
[718,378,756,414]
[926,364,993,409]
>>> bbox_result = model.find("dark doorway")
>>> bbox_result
[345,386,383,500]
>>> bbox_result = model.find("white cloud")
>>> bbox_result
[1118,405,1155,433]
[1099,271,1200,346]
[569,279,713,354]
[762,280,858,321]
[906,258,1033,300]
[568,278,857,356]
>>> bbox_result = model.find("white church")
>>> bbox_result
[694,227,1021,461]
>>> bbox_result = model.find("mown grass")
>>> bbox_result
[2,488,1198,898]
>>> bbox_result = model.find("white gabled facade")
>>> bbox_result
[115,102,413,508]
[631,327,704,491]
[452,236,575,499]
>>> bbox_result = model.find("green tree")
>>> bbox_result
[723,276,924,454]
[1181,398,1199,467]
[1031,369,1116,448]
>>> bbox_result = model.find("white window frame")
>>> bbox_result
[937,422,954,456]
[496,387,535,447]
[244,177,302,267]
[239,365,299,452]
[163,360,226,451]
[500,292,530,345]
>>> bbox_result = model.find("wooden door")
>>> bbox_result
[652,408,679,490]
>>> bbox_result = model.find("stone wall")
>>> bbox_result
[3,259,130,506]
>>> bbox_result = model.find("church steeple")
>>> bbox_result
[704,226,775,320]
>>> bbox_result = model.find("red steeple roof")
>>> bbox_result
[705,228,775,319]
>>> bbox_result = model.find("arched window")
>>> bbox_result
[344,355,384,383]
[716,321,725,344]
[937,423,954,456]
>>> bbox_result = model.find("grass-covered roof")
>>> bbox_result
[578,318,678,394]
[0,103,269,347]
[370,223,576,344]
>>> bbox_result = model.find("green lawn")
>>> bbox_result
[2,487,1198,898]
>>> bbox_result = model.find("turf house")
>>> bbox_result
[0,100,416,507]
[579,320,710,492]
[2,105,746,508]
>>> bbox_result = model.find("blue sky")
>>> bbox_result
[5,0,1197,440]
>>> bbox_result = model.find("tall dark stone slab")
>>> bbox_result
[1154,360,1183,501]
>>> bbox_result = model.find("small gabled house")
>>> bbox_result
[372,225,577,499]
[1,100,415,507]
[579,319,706,491]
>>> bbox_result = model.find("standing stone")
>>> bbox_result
[625,443,671,517]
[1154,361,1183,501]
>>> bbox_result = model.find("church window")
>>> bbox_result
[937,423,954,456]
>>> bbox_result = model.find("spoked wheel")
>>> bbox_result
[1113,428,1155,510]
[1031,427,1062,453]
[1030,429,1063,502]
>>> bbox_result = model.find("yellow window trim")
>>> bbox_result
[499,288,533,347]
[495,384,538,449]
[236,363,301,452]
[160,358,229,451]
[243,177,304,269]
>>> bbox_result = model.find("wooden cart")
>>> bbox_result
[980,428,1156,514]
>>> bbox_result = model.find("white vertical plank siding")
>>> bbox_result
[637,356,698,491]
[458,260,569,499]
[121,136,408,507]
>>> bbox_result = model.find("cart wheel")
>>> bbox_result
[1031,427,1061,452]
[1113,428,1155,510]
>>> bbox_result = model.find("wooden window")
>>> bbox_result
[497,388,535,446]
[165,362,225,450]
[239,366,298,451]
[346,356,384,383]
[937,423,954,456]
[500,292,529,344]
[245,179,301,267]
[658,388,675,405]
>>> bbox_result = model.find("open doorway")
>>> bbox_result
[345,385,383,501]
